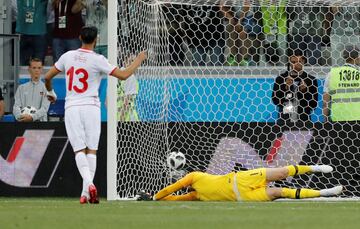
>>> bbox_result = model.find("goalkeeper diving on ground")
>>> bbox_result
[136,165,343,201]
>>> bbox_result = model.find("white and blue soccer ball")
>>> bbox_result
[20,106,37,115]
[167,151,186,170]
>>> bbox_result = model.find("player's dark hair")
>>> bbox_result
[80,26,98,44]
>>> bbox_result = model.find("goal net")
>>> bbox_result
[107,0,360,200]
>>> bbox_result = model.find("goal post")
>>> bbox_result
[108,0,170,200]
[107,0,118,200]
[107,0,360,200]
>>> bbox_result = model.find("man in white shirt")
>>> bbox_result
[44,26,147,204]
[118,54,139,121]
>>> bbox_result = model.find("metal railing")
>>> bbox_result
[0,33,20,113]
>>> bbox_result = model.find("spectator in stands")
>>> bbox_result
[323,45,360,122]
[260,0,288,66]
[10,0,18,65]
[220,1,250,66]
[11,0,17,33]
[0,87,4,120]
[16,0,48,65]
[288,7,328,66]
[46,0,55,65]
[272,50,318,123]
[330,6,360,66]
[84,0,108,57]
[52,0,85,61]
[180,5,226,66]
[13,58,50,122]
[220,0,262,66]
[163,4,185,66]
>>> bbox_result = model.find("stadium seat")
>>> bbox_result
[48,99,65,121]
[1,114,16,122]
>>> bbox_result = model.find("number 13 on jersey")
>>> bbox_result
[67,66,89,93]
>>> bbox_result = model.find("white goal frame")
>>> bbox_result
[107,0,119,200]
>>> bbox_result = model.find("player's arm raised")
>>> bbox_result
[45,67,61,103]
[111,51,147,80]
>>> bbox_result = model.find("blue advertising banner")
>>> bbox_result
[19,77,326,122]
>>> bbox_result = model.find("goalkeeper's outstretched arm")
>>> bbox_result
[160,191,197,201]
[154,173,196,200]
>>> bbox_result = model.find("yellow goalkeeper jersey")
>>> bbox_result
[187,172,237,201]
[155,169,269,201]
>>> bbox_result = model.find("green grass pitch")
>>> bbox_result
[0,198,359,229]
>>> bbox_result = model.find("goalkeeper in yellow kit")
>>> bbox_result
[138,165,343,201]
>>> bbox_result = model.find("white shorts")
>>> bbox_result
[65,105,101,152]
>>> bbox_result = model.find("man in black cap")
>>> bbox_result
[323,44,360,122]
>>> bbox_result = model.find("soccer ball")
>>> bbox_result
[20,106,37,115]
[167,151,186,170]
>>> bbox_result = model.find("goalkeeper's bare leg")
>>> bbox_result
[264,165,342,200]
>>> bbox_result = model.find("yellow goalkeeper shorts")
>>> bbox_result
[235,168,271,201]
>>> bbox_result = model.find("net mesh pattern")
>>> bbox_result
[115,0,360,198]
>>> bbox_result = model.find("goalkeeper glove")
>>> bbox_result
[135,190,153,201]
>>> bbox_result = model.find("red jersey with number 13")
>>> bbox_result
[54,48,116,109]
